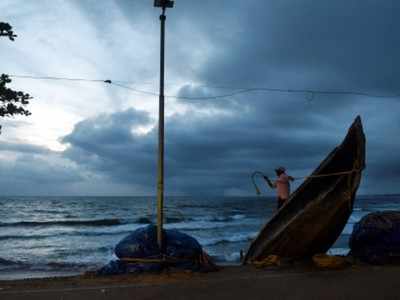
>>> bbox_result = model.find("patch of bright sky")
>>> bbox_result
[0,1,170,151]
[1,0,225,153]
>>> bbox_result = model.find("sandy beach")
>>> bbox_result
[1,265,400,300]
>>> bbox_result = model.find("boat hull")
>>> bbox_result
[244,116,365,263]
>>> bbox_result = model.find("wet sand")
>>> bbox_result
[1,265,400,300]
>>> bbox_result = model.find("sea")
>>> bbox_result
[0,195,399,280]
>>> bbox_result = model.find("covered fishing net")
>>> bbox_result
[349,211,400,264]
[97,225,217,275]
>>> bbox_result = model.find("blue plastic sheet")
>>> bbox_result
[97,225,216,275]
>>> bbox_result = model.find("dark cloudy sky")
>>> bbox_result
[0,0,399,196]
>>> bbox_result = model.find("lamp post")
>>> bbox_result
[154,0,174,251]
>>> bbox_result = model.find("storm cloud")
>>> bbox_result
[60,98,399,195]
[1,0,399,195]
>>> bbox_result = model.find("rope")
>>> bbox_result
[120,251,214,265]
[292,168,362,180]
[251,171,265,195]
[121,256,174,264]
[251,168,362,195]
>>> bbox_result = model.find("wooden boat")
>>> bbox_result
[244,116,366,263]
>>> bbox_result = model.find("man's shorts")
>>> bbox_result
[277,197,287,209]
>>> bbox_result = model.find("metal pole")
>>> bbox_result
[157,7,166,251]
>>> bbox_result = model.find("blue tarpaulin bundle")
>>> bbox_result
[349,211,400,264]
[97,225,217,275]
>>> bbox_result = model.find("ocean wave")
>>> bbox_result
[0,259,92,273]
[21,261,93,273]
[166,216,188,223]
[32,209,66,214]
[165,220,231,231]
[210,214,246,222]
[0,258,24,266]
[0,219,252,242]
[342,223,355,235]
[199,232,258,246]
[179,204,217,209]
[231,214,246,220]
[0,218,123,228]
[0,234,48,241]
[53,246,113,257]
[209,252,241,263]
[165,216,257,231]
[223,252,241,262]
[327,248,350,256]
[0,230,131,241]
[349,212,369,223]
[135,217,152,224]
[135,216,188,224]
[0,214,242,231]
[191,214,247,223]
[42,261,91,270]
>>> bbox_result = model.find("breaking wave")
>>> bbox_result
[199,232,258,246]
[0,219,123,227]
[0,258,23,266]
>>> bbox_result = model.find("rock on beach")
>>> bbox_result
[349,211,400,264]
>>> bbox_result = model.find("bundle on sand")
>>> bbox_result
[349,211,400,265]
[252,254,349,270]
[252,255,281,268]
[97,225,217,275]
[312,254,349,269]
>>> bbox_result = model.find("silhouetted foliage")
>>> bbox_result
[0,74,31,117]
[0,22,31,133]
[0,22,17,41]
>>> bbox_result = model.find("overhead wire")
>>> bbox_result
[110,82,159,97]
[7,74,107,83]
[109,82,259,100]
[6,74,400,100]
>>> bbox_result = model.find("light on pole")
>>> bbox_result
[153,0,174,251]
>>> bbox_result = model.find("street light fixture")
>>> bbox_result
[154,0,174,8]
[153,0,174,252]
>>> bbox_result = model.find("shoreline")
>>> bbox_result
[2,265,400,299]
[0,261,241,282]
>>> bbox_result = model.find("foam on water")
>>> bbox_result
[342,223,355,235]
[164,216,257,231]
[198,231,258,246]
[327,248,350,256]
[0,218,123,227]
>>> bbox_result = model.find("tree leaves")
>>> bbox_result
[0,22,17,41]
[0,23,32,133]
[0,74,32,117]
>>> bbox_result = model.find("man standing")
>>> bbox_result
[264,167,294,209]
